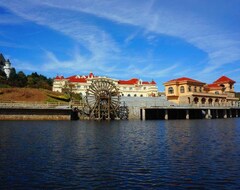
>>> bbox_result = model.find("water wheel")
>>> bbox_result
[86,78,120,120]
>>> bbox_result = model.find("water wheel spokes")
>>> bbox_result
[86,78,120,120]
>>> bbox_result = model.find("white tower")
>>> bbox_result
[3,59,12,78]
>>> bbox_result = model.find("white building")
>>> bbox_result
[0,53,12,78]
[53,72,158,97]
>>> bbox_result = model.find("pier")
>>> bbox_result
[140,106,240,120]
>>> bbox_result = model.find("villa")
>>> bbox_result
[164,76,239,107]
[53,72,158,97]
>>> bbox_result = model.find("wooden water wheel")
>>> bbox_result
[86,78,120,120]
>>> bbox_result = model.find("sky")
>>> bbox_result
[0,0,240,92]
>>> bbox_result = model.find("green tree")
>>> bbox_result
[0,69,7,86]
[7,68,18,86]
[27,72,53,89]
[16,71,27,87]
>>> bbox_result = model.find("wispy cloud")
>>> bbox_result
[29,0,240,73]
[0,0,239,84]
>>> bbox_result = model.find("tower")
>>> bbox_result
[3,59,12,78]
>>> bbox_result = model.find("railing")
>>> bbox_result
[0,100,86,109]
[174,103,240,108]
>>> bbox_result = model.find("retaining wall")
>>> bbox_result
[0,108,72,120]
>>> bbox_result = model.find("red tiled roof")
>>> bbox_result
[118,78,139,85]
[89,72,94,78]
[142,80,156,85]
[55,76,64,79]
[213,76,235,84]
[118,78,156,85]
[205,83,222,89]
[166,77,204,84]
[67,75,87,83]
[151,80,156,85]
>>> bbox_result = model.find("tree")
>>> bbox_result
[7,68,18,86]
[27,72,53,89]
[0,69,7,85]
[17,71,27,87]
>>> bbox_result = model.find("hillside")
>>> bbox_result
[0,88,68,102]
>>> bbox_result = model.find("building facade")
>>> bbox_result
[0,53,12,78]
[164,76,239,107]
[53,72,158,97]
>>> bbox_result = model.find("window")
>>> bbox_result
[129,87,133,90]
[215,91,219,94]
[199,87,202,92]
[168,87,174,94]
[140,94,143,97]
[188,86,191,92]
[134,94,137,97]
[180,86,185,93]
[128,94,131,97]
[143,87,146,90]
[194,86,197,92]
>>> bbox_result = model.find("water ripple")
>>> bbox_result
[0,119,240,189]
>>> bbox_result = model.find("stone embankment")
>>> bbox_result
[0,101,79,120]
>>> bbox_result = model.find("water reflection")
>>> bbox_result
[0,119,240,189]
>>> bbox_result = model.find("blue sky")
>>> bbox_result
[0,0,240,91]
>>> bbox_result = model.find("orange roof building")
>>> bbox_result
[53,72,158,97]
[163,76,238,107]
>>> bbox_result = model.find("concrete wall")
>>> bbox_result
[0,108,71,120]
[120,96,175,119]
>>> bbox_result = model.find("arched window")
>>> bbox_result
[128,94,131,97]
[194,97,198,104]
[140,94,143,97]
[122,94,124,96]
[201,98,206,104]
[168,87,174,94]
[188,86,192,92]
[180,86,185,93]
[134,94,137,97]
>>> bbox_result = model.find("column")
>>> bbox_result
[205,109,212,119]
[186,109,189,119]
[165,109,168,120]
[224,109,227,119]
[142,109,146,120]
[215,109,218,118]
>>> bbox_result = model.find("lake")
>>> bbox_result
[1,119,240,189]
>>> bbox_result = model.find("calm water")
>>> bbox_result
[0,119,240,189]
